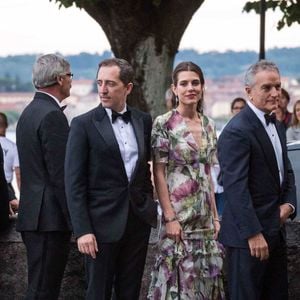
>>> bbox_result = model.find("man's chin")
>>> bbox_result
[101,102,111,108]
[265,105,277,114]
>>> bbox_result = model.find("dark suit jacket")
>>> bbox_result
[16,92,72,232]
[65,105,157,242]
[218,104,296,248]
[0,144,9,231]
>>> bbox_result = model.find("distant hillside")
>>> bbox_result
[175,47,300,79]
[0,47,299,92]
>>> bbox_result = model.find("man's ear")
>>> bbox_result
[126,82,133,95]
[245,86,251,100]
[56,76,63,86]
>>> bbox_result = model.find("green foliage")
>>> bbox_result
[243,1,300,30]
[0,51,111,92]
[0,48,300,92]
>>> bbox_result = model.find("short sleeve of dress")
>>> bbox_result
[151,115,169,164]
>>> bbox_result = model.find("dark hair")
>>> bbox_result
[291,99,300,127]
[281,88,290,103]
[0,112,8,128]
[97,58,134,85]
[231,97,246,112]
[171,61,205,113]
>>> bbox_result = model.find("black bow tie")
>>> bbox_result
[264,113,276,125]
[111,110,131,124]
[61,105,67,112]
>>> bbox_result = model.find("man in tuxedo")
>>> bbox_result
[65,58,157,300]
[218,60,296,300]
[16,54,73,299]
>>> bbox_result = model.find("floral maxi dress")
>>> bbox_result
[148,110,225,300]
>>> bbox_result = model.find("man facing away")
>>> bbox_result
[16,54,73,299]
[218,60,296,300]
[65,58,157,300]
[0,112,20,216]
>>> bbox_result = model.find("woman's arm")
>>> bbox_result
[209,168,220,239]
[153,162,184,243]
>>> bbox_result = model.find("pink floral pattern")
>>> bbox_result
[148,110,225,300]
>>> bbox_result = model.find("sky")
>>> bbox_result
[0,0,299,57]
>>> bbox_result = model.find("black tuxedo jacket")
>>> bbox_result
[16,92,72,232]
[0,144,9,230]
[218,104,296,248]
[65,105,157,242]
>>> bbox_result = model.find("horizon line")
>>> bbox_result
[1,46,300,58]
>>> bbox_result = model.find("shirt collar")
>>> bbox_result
[247,100,269,127]
[38,91,64,108]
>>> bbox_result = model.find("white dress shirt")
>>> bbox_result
[247,101,284,185]
[0,136,19,183]
[105,107,138,182]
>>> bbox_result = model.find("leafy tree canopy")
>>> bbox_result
[244,0,300,30]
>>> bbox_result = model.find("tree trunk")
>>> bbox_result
[129,36,173,117]
[56,0,205,116]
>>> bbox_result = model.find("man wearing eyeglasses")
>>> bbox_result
[16,54,73,300]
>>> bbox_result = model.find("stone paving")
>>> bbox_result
[1,220,300,299]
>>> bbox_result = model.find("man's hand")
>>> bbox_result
[77,233,98,259]
[9,199,19,218]
[10,199,19,211]
[279,203,293,225]
[248,233,269,261]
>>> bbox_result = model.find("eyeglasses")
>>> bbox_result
[66,73,73,79]
[61,73,73,79]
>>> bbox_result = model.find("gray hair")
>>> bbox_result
[244,60,280,87]
[32,54,70,89]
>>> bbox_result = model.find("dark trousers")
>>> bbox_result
[226,233,288,300]
[85,209,151,300]
[22,231,71,300]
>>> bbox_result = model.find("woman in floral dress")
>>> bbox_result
[148,61,225,299]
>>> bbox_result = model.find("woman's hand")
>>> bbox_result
[214,219,221,239]
[165,220,184,243]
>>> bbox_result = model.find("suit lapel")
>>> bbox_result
[127,107,144,182]
[245,106,281,186]
[92,106,126,169]
[92,105,145,182]
[275,122,288,180]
